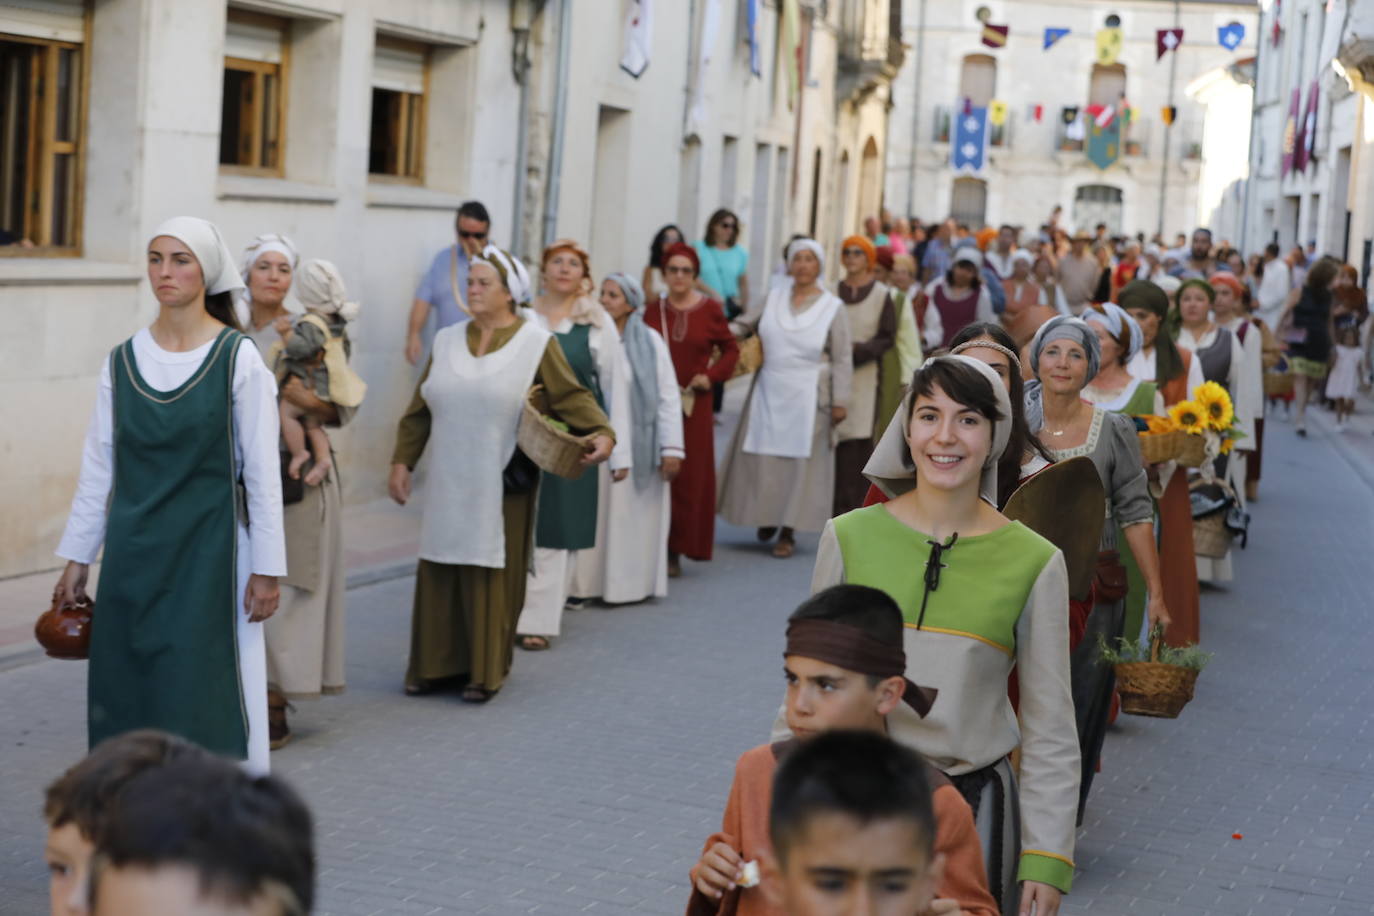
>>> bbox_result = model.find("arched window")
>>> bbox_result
[959,54,997,107]
[950,177,987,228]
[858,136,882,225]
[1072,184,1123,235]
[1088,63,1126,108]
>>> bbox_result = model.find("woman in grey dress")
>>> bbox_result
[1027,315,1169,820]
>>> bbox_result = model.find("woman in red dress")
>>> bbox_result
[645,243,738,576]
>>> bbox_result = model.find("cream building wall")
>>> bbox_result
[1244,0,1372,277]
[885,0,1256,237]
[1,0,900,579]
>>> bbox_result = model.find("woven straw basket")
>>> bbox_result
[1175,433,1208,468]
[517,385,588,480]
[1138,430,1181,465]
[1115,635,1200,719]
[1192,510,1232,559]
[1263,371,1294,397]
[731,335,763,379]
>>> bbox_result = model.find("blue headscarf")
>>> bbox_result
[607,272,661,489]
[1024,315,1101,433]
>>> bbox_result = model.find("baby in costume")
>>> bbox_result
[272,259,366,485]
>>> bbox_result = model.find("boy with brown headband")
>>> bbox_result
[687,585,997,916]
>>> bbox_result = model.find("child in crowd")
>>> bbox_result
[272,259,366,486]
[43,730,213,916]
[88,746,315,915]
[1327,325,1364,428]
[767,731,946,916]
[687,585,996,916]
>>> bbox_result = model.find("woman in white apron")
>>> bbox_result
[717,239,853,558]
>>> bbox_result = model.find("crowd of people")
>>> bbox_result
[40,196,1368,914]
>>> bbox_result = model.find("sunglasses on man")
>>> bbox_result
[459,230,488,240]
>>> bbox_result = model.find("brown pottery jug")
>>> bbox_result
[35,596,93,660]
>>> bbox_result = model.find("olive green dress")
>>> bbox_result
[392,321,613,692]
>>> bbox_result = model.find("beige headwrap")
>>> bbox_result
[295,259,360,322]
[149,217,245,295]
[862,354,1013,505]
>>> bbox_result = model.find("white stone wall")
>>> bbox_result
[0,0,895,577]
[885,0,1255,237]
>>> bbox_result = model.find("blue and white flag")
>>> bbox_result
[1218,22,1245,51]
[952,106,989,175]
[746,0,760,76]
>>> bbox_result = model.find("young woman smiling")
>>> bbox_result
[809,356,1078,916]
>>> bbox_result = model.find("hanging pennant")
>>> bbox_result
[1032,103,1044,123]
[1096,27,1123,65]
[1161,105,1177,127]
[982,23,1009,49]
[963,96,973,117]
[1156,28,1183,61]
[1094,105,1116,129]
[619,0,653,78]
[1272,0,1283,47]
[1087,116,1122,170]
[952,107,990,175]
[1218,22,1245,51]
[1061,106,1080,126]
[1044,27,1069,50]
[989,100,1009,126]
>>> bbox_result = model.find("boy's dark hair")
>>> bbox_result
[788,585,905,679]
[44,729,211,838]
[769,731,936,865]
[456,200,490,226]
[92,754,315,914]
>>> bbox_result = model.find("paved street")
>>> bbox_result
[3,405,1374,915]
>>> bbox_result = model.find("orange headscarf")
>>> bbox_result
[542,238,594,295]
[1206,271,1245,299]
[976,226,997,251]
[842,235,876,267]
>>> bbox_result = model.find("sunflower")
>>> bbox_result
[1219,436,1235,455]
[1141,414,1176,434]
[1194,381,1234,430]
[1169,400,1206,435]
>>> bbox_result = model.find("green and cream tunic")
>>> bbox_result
[810,505,1080,892]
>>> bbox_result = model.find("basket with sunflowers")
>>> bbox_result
[1135,382,1242,468]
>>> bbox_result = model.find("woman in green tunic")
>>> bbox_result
[515,239,632,648]
[807,356,1078,915]
[1081,303,1168,644]
[388,247,614,703]
[53,217,286,774]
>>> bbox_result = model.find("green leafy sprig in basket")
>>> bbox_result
[1098,628,1213,671]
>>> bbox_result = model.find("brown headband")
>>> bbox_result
[785,619,938,718]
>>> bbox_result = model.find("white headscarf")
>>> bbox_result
[863,354,1014,505]
[1083,302,1143,361]
[149,217,245,295]
[295,259,360,322]
[786,237,827,274]
[239,233,299,285]
[474,245,532,305]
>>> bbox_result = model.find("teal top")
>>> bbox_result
[693,241,748,303]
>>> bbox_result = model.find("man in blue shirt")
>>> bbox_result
[405,200,491,365]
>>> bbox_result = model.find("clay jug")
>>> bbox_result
[35,596,93,660]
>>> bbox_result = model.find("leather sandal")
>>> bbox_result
[267,689,293,750]
[518,634,551,651]
[771,538,795,559]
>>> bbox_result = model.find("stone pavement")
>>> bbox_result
[3,400,1374,915]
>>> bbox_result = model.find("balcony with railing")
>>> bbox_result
[933,104,1008,149]
[1336,0,1374,91]
[838,0,903,100]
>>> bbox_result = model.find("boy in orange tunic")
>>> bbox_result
[768,731,947,916]
[687,585,998,916]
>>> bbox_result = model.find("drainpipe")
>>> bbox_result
[905,0,927,218]
[541,0,573,251]
[510,0,540,258]
[1157,0,1181,238]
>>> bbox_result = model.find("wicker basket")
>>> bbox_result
[1175,433,1208,468]
[731,335,763,379]
[1138,429,1181,464]
[1263,371,1294,397]
[1192,510,1232,558]
[516,385,589,480]
[1115,634,1201,719]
